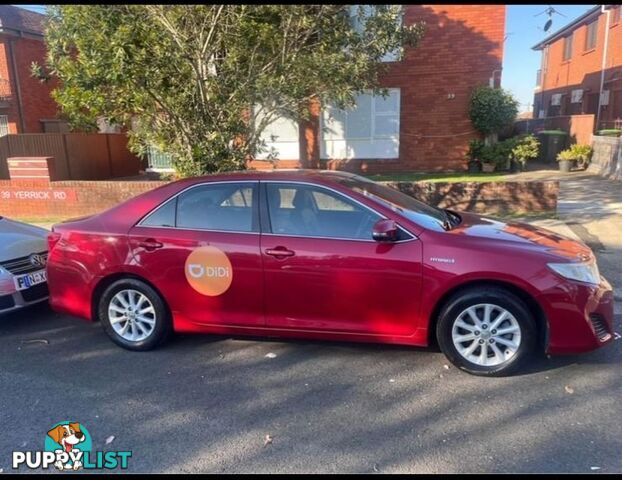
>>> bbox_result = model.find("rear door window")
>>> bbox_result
[175,182,258,232]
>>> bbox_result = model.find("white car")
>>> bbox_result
[0,217,49,315]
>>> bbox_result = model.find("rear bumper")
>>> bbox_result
[0,283,49,315]
[539,276,615,355]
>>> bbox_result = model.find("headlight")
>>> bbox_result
[548,260,601,285]
[0,266,8,275]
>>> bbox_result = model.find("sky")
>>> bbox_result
[19,4,596,113]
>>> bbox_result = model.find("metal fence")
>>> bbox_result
[146,146,174,172]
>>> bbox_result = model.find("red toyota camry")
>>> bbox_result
[46,170,614,376]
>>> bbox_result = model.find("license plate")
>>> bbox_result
[14,270,47,291]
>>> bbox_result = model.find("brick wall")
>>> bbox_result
[0,178,557,221]
[0,180,167,219]
[0,35,59,134]
[387,181,558,215]
[250,5,505,174]
[12,37,59,133]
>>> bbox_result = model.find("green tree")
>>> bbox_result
[468,86,519,137]
[39,5,424,177]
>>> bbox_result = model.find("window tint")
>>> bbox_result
[141,198,176,227]
[266,183,381,240]
[177,183,257,232]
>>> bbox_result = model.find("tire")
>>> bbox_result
[98,278,172,351]
[436,286,537,376]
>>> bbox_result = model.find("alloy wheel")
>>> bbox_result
[451,303,522,367]
[108,289,157,342]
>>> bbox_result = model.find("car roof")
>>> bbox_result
[172,169,361,188]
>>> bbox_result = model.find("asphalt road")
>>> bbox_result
[1,273,621,472]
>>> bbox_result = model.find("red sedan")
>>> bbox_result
[46,170,614,376]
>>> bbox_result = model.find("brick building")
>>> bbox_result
[246,5,506,174]
[0,5,61,135]
[532,5,622,131]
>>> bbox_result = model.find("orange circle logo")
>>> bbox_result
[185,246,233,296]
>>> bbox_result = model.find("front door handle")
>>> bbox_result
[138,239,163,251]
[265,247,295,258]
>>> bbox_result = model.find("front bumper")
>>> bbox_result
[0,282,49,315]
[539,276,616,355]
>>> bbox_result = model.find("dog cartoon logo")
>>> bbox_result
[45,422,91,471]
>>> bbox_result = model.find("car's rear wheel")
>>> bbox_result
[436,286,537,376]
[98,278,171,351]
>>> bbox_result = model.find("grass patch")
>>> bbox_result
[366,172,510,183]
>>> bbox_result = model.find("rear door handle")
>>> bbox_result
[265,247,295,258]
[138,239,163,251]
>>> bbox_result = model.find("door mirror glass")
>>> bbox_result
[372,219,398,242]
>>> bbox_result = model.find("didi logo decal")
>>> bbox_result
[11,421,132,471]
[185,246,233,296]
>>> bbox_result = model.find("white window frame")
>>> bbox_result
[320,89,401,160]
[253,107,300,161]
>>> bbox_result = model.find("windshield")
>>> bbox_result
[335,175,449,230]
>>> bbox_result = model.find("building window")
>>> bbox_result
[562,34,573,61]
[548,94,562,117]
[254,108,300,161]
[0,115,8,137]
[320,89,400,160]
[585,20,598,50]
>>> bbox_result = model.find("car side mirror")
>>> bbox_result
[372,219,398,242]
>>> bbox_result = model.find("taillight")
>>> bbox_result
[47,231,62,252]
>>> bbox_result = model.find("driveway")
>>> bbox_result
[557,172,622,296]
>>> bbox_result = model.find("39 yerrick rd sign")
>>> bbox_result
[0,188,78,202]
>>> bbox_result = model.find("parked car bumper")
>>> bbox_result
[0,282,49,315]
[539,276,615,355]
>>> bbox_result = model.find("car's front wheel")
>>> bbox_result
[98,278,172,351]
[436,286,537,376]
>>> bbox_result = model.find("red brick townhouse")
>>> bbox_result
[248,5,505,174]
[0,5,61,135]
[532,5,622,130]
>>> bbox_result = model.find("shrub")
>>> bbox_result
[556,148,576,162]
[479,138,516,168]
[511,134,540,167]
[568,144,592,167]
[466,139,485,162]
[469,86,519,135]
[557,144,593,166]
